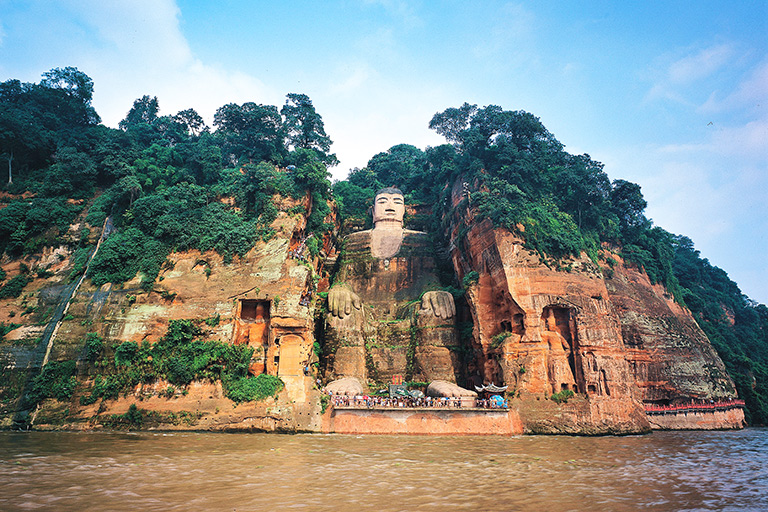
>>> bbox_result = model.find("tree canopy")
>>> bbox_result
[0,68,333,291]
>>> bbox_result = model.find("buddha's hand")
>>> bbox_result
[420,290,456,320]
[328,286,362,319]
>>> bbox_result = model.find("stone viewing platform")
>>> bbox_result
[330,395,507,410]
[324,402,521,436]
[321,378,520,435]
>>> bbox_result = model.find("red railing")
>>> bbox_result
[644,399,745,415]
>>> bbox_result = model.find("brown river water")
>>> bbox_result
[1,429,766,512]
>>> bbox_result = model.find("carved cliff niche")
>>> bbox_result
[478,276,526,341]
[233,299,271,375]
[541,305,585,394]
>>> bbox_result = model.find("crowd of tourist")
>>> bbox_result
[288,234,313,262]
[330,394,508,409]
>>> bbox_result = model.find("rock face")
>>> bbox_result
[605,257,737,404]
[0,196,330,431]
[0,183,745,434]
[444,179,743,433]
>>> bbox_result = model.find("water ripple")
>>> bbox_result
[0,429,766,511]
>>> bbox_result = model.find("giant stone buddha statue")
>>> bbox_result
[324,187,461,385]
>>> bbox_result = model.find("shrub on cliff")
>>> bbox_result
[225,374,284,403]
[87,227,166,290]
[28,360,77,405]
[0,321,20,340]
[84,332,103,362]
[114,341,139,366]
[79,319,257,403]
[0,273,31,299]
[550,389,575,404]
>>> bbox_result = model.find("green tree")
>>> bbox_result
[173,108,208,137]
[610,179,649,242]
[333,180,374,220]
[428,102,477,147]
[40,67,95,106]
[0,80,56,184]
[552,153,613,233]
[119,95,160,130]
[347,166,382,191]
[281,93,337,165]
[213,102,286,165]
[40,66,100,125]
[0,103,52,184]
[367,144,426,191]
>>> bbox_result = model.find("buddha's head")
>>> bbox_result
[372,187,405,229]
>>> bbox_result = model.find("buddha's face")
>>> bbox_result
[372,192,405,226]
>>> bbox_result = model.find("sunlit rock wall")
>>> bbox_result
[445,178,742,432]
[1,193,332,432]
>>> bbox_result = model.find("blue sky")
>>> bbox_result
[1,1,766,303]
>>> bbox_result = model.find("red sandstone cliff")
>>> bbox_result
[0,182,745,433]
[0,193,330,431]
[445,179,743,433]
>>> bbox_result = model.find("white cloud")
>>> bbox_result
[700,59,768,114]
[329,63,373,94]
[68,0,191,65]
[50,1,278,127]
[667,43,735,85]
[645,42,740,105]
[562,62,581,76]
[472,2,535,62]
[710,119,768,160]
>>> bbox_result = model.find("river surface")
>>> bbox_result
[0,429,766,511]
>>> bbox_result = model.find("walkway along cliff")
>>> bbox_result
[0,184,746,434]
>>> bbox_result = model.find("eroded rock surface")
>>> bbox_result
[444,178,742,433]
[0,182,745,434]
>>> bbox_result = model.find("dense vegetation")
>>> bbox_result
[1,70,765,423]
[672,237,768,424]
[24,320,284,410]
[1,69,334,296]
[78,319,283,405]
[333,102,767,424]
